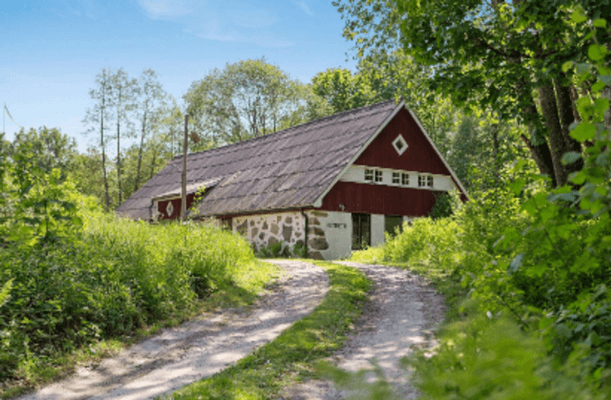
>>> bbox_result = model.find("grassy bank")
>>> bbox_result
[349,187,608,399]
[0,213,278,398]
[165,260,371,400]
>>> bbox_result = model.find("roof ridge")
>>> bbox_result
[172,99,398,161]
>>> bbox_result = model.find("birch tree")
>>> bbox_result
[83,68,114,209]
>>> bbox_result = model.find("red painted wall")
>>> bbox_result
[354,108,451,175]
[157,193,197,220]
[321,181,438,217]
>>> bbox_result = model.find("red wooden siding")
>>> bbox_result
[320,181,437,216]
[157,193,197,220]
[354,108,450,175]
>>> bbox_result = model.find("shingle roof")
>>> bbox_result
[116,100,401,220]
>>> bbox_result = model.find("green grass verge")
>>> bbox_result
[164,260,372,400]
[1,259,279,399]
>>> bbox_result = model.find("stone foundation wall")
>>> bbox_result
[233,212,305,252]
[306,210,352,260]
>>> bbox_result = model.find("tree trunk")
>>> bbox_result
[538,84,569,187]
[100,108,110,209]
[116,89,122,204]
[134,112,146,192]
[519,94,557,186]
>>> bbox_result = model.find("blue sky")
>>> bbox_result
[1,0,355,151]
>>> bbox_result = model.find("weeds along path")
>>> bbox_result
[281,262,445,400]
[18,260,328,400]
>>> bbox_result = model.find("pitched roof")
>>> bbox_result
[116,100,401,220]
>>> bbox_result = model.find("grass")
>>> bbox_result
[163,260,372,400]
[1,244,279,400]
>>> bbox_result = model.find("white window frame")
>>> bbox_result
[401,173,410,186]
[392,171,400,184]
[392,134,408,155]
[418,174,434,188]
[365,169,374,182]
[374,170,383,183]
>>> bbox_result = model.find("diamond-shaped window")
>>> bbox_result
[392,135,408,155]
[166,202,174,216]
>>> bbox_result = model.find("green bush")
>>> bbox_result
[0,212,258,383]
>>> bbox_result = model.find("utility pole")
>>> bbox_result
[180,114,188,222]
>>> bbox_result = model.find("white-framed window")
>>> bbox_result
[401,173,410,186]
[392,134,408,155]
[392,172,400,184]
[375,170,383,183]
[365,169,374,182]
[418,174,434,188]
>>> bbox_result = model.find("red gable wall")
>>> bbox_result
[320,182,437,216]
[354,108,451,174]
[319,107,464,216]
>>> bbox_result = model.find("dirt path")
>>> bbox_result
[18,260,329,400]
[280,262,445,400]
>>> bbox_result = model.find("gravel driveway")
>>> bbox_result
[280,262,445,400]
[18,260,329,400]
[17,260,444,400]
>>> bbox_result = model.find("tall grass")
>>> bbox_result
[0,212,273,391]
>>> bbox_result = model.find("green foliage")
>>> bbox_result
[0,212,259,384]
[346,17,611,398]
[311,68,377,113]
[165,261,371,400]
[184,58,322,146]
[410,301,602,400]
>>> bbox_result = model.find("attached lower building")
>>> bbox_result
[117,100,468,259]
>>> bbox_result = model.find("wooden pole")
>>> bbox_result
[181,114,188,222]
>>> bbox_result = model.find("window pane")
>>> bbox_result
[365,169,373,181]
[402,173,409,186]
[392,172,400,184]
[375,170,383,182]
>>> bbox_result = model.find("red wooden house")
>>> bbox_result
[117,100,468,259]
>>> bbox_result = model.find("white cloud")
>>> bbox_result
[293,1,313,16]
[137,0,193,19]
[136,0,291,48]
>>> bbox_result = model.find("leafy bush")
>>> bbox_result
[0,213,258,383]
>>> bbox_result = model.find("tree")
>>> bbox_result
[184,58,317,145]
[109,68,137,204]
[83,68,114,209]
[311,68,376,113]
[9,127,77,180]
[133,69,167,192]
[334,0,608,187]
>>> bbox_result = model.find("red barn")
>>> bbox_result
[117,100,468,259]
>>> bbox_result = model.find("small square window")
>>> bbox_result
[392,135,408,155]
[375,170,383,182]
[392,172,400,184]
[401,173,410,186]
[365,169,374,181]
[418,174,434,188]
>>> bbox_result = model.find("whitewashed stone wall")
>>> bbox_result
[305,210,352,260]
[233,212,305,252]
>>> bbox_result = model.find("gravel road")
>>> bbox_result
[17,260,444,400]
[18,260,329,400]
[279,262,445,400]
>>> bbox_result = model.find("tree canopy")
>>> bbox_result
[184,58,322,145]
